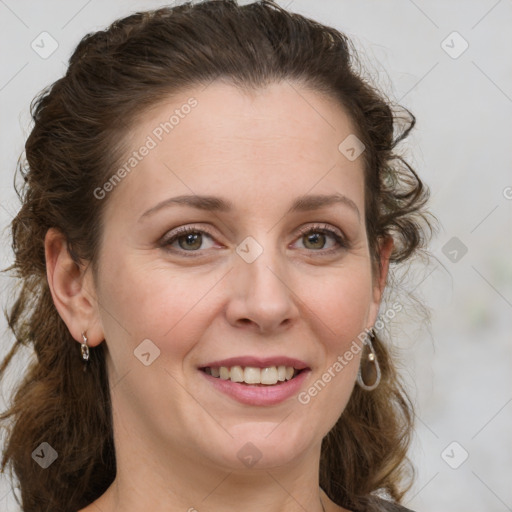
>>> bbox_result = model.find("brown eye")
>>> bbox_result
[161,227,217,254]
[302,232,327,250]
[177,232,203,250]
[293,224,349,254]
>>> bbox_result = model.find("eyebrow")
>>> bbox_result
[139,192,360,222]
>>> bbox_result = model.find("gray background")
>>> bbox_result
[1,1,511,511]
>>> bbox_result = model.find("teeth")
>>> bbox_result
[244,367,261,384]
[205,365,298,385]
[230,365,244,383]
[261,367,278,385]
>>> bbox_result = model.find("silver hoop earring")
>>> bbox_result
[356,332,381,391]
[81,331,90,362]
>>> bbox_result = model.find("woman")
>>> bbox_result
[0,1,433,511]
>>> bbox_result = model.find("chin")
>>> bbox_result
[208,420,316,471]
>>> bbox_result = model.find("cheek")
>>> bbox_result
[96,258,222,434]
[297,266,374,348]
[97,255,222,358]
[294,271,372,431]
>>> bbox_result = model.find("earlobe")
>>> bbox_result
[44,228,104,347]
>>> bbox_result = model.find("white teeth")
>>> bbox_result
[244,367,261,384]
[205,365,298,385]
[261,367,278,385]
[230,365,244,383]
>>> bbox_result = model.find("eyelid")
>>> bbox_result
[295,223,345,241]
[293,223,350,252]
[160,222,350,256]
[159,224,220,255]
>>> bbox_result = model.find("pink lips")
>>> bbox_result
[198,355,311,406]
[200,369,310,406]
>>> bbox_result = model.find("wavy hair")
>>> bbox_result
[0,1,434,511]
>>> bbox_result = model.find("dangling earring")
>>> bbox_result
[357,332,381,391]
[81,331,90,362]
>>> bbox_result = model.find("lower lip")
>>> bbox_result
[200,369,310,406]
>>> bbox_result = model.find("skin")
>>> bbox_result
[45,80,393,512]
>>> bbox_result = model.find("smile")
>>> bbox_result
[201,365,302,385]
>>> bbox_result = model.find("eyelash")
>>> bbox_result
[160,223,350,257]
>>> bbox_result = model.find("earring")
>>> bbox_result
[81,331,90,362]
[356,332,381,391]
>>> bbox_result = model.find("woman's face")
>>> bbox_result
[89,81,388,472]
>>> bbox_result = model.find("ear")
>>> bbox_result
[44,228,104,347]
[367,235,394,328]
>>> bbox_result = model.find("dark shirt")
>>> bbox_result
[368,497,416,512]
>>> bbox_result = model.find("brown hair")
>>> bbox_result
[0,1,434,511]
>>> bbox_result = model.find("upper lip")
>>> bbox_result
[200,356,310,370]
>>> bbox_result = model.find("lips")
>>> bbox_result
[199,365,311,406]
[199,356,310,387]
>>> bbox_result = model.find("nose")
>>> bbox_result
[224,244,299,335]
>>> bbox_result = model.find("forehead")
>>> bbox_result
[102,80,366,220]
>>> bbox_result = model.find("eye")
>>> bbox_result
[160,226,218,254]
[293,224,349,254]
[160,223,350,257]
